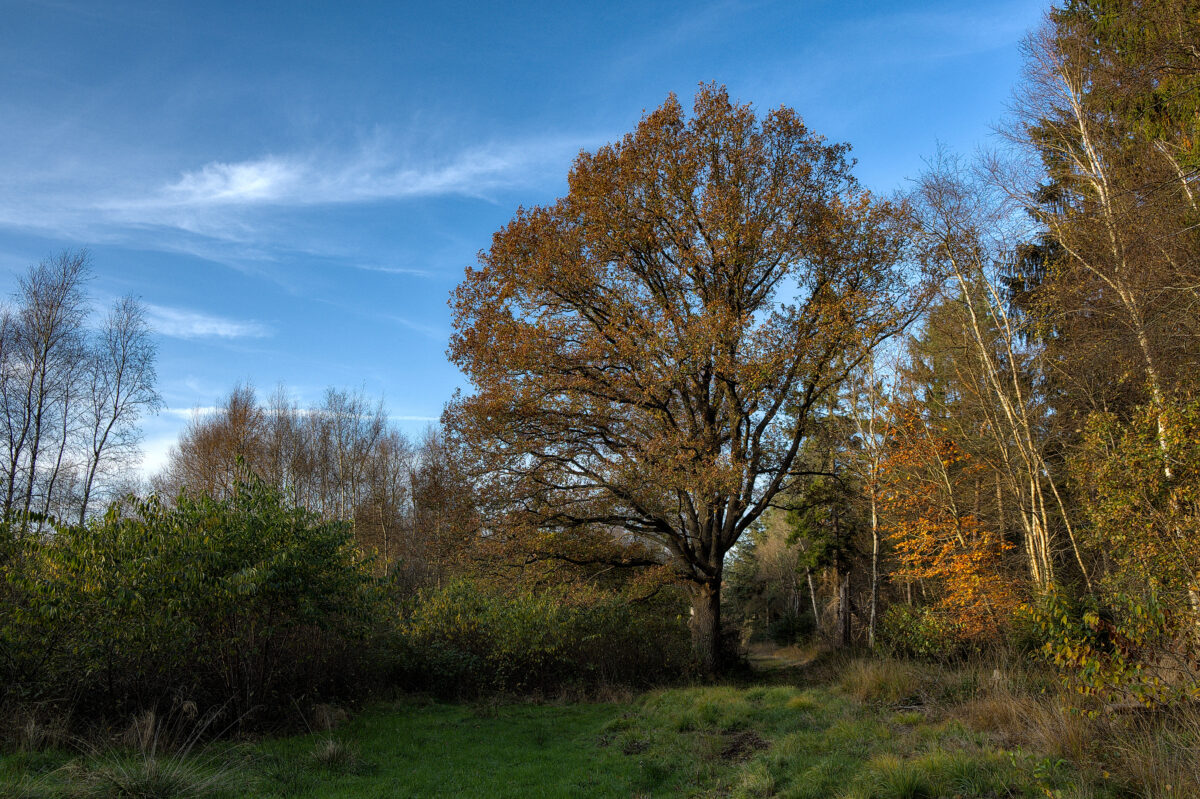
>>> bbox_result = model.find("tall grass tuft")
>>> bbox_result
[838,659,924,705]
[732,761,775,798]
[307,738,361,775]
[863,754,937,799]
[1106,704,1200,797]
[60,752,238,799]
[2,706,72,754]
[55,704,246,799]
[0,772,47,799]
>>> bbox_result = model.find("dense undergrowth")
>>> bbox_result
[393,579,691,696]
[0,476,691,738]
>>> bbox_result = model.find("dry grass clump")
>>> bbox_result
[838,659,925,705]
[2,707,72,753]
[308,738,360,774]
[307,704,347,733]
[947,668,1200,796]
[59,752,240,799]
[588,683,636,705]
[955,691,1044,747]
[1019,700,1096,763]
[119,710,160,754]
[949,672,1096,761]
[1103,705,1200,797]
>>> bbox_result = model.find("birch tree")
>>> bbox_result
[911,158,1088,592]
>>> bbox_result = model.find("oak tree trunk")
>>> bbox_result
[689,579,722,676]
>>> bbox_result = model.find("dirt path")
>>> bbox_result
[744,642,819,673]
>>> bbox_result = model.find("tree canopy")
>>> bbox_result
[447,85,921,671]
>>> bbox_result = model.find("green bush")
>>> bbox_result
[393,580,690,695]
[1024,586,1193,706]
[877,605,978,662]
[1052,397,1200,705]
[0,478,385,724]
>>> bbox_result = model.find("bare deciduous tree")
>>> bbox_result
[0,250,159,527]
[911,158,1088,593]
[78,296,161,522]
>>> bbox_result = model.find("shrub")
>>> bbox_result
[876,604,979,662]
[1025,586,1195,706]
[392,580,690,695]
[0,477,385,725]
[1048,397,1200,706]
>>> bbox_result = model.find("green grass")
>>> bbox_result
[252,701,643,798]
[0,662,1139,798]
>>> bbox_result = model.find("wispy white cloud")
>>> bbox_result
[181,375,230,397]
[161,405,221,419]
[108,135,591,218]
[137,430,179,478]
[383,313,444,341]
[0,129,601,266]
[350,263,436,278]
[850,4,1039,63]
[145,303,272,339]
[165,157,300,205]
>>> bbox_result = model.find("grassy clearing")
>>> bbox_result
[3,656,1196,798]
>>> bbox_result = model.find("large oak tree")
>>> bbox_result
[447,86,919,672]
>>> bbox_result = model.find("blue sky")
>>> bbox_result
[0,0,1047,476]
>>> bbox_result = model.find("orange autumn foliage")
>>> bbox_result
[880,414,1020,641]
[446,85,922,672]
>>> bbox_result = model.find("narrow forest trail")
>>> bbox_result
[744,642,821,674]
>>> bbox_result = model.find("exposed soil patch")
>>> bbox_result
[720,729,768,761]
[621,738,649,755]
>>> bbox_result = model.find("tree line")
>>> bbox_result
[154,384,475,592]
[723,0,1200,702]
